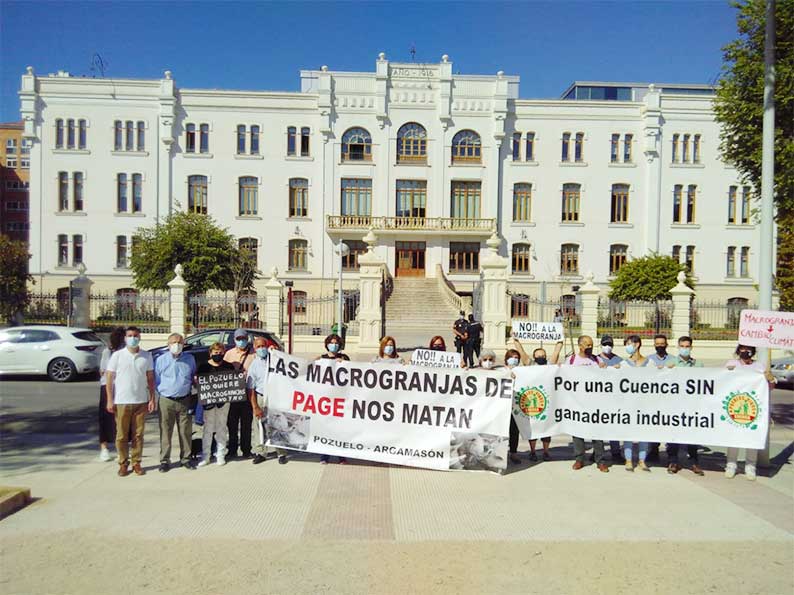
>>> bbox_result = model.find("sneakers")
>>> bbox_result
[99,447,112,462]
[625,460,634,472]
[725,462,737,478]
[216,456,226,466]
[637,460,650,472]
[278,455,288,465]
[197,459,209,467]
[158,463,170,473]
[252,454,267,465]
[745,464,757,481]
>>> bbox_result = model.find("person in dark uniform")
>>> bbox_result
[466,314,483,361]
[452,311,468,355]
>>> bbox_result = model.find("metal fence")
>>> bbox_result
[24,292,69,325]
[691,300,754,341]
[509,293,581,338]
[597,298,673,340]
[282,290,360,337]
[186,293,267,333]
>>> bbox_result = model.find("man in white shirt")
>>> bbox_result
[106,326,156,477]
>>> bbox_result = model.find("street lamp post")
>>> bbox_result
[335,241,350,337]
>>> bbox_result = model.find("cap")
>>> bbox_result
[600,335,614,346]
[234,328,248,339]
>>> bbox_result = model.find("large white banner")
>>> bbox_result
[265,352,513,472]
[511,366,769,449]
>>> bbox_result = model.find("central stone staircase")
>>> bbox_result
[384,277,464,350]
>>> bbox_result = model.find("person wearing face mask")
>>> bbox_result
[452,311,468,355]
[105,326,156,477]
[224,329,256,459]
[373,336,404,364]
[723,344,776,480]
[644,334,672,462]
[195,343,235,467]
[318,334,349,464]
[249,337,289,465]
[622,335,648,368]
[568,335,609,472]
[596,336,625,464]
[154,332,197,472]
[504,348,527,464]
[477,349,499,370]
[428,336,447,352]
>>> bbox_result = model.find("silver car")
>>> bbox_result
[0,325,105,382]
[771,356,794,388]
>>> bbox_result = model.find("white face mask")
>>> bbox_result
[482,360,494,369]
[602,345,613,355]
[169,343,183,355]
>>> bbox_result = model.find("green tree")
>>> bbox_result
[0,236,33,323]
[609,254,693,302]
[714,0,794,310]
[130,211,256,294]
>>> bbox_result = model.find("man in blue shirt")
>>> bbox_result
[155,332,197,472]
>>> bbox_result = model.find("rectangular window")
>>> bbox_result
[682,134,690,163]
[685,245,695,274]
[740,186,750,224]
[73,172,83,211]
[574,133,584,162]
[114,120,122,150]
[250,125,260,155]
[693,134,701,163]
[610,134,619,163]
[449,242,480,273]
[287,127,296,156]
[686,184,696,223]
[238,177,258,216]
[726,246,736,277]
[186,124,196,153]
[560,244,579,275]
[512,243,532,274]
[288,239,308,271]
[512,183,532,222]
[610,184,629,223]
[561,183,580,222]
[117,173,127,212]
[199,124,209,153]
[56,119,64,148]
[137,121,145,150]
[19,140,28,168]
[396,180,427,219]
[6,139,17,155]
[72,235,83,265]
[450,181,481,221]
[561,132,570,162]
[740,247,749,277]
[341,240,367,271]
[673,185,683,223]
[512,132,521,161]
[525,132,535,161]
[67,119,75,149]
[117,236,128,268]
[125,121,134,151]
[609,244,628,275]
[301,127,310,157]
[340,178,372,219]
[188,175,208,214]
[58,234,68,266]
[58,172,69,211]
[132,173,142,212]
[78,119,87,149]
[289,178,309,218]
[237,125,246,155]
[672,245,681,262]
[728,186,737,224]
[623,134,633,162]
[672,133,679,163]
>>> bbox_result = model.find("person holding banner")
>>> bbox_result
[429,336,447,351]
[664,336,705,476]
[568,336,609,472]
[249,336,288,465]
[225,329,256,460]
[319,335,348,464]
[596,336,625,464]
[195,343,235,467]
[372,336,404,364]
[723,344,775,480]
[622,335,648,368]
[505,348,527,464]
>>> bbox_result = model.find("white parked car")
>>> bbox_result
[0,325,105,382]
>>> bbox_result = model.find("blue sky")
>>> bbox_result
[0,0,739,122]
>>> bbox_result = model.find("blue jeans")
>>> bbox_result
[624,442,648,462]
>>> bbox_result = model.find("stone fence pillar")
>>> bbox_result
[481,232,510,351]
[167,264,186,336]
[356,230,384,356]
[264,268,283,337]
[670,271,694,340]
[578,272,599,340]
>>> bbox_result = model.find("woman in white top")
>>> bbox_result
[371,336,404,364]
[723,344,776,480]
[98,327,126,461]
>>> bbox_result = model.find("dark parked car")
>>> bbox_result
[149,329,283,367]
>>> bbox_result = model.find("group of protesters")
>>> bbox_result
[98,324,774,480]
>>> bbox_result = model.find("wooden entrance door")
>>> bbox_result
[395,241,426,277]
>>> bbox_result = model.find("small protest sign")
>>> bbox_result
[197,370,247,406]
[738,309,794,349]
[410,348,462,369]
[512,321,564,342]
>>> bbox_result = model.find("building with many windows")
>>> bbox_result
[0,121,31,243]
[19,56,767,310]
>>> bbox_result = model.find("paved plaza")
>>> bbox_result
[1,379,793,594]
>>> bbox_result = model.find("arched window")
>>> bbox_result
[610,183,629,223]
[238,237,258,267]
[609,244,628,275]
[451,130,481,163]
[292,290,307,316]
[236,125,246,154]
[289,239,308,271]
[55,119,64,148]
[727,297,749,328]
[287,126,296,155]
[237,289,258,321]
[188,175,208,214]
[513,183,532,222]
[397,123,427,163]
[342,127,372,161]
[238,176,258,216]
[560,243,579,275]
[562,183,581,222]
[300,127,310,156]
[511,294,530,318]
[289,178,309,218]
[512,243,532,274]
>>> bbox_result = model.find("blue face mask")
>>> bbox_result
[235,339,248,349]
[125,336,140,348]
[255,347,268,359]
[679,347,691,358]
[625,344,636,355]
[507,357,520,367]
[328,343,339,353]
[384,345,394,356]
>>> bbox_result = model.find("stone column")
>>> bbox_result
[577,271,599,340]
[356,230,385,356]
[70,264,93,328]
[167,264,187,336]
[264,267,283,337]
[481,232,510,351]
[670,270,694,340]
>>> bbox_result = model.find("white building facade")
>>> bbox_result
[19,55,767,308]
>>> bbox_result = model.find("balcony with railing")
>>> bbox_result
[326,215,496,236]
